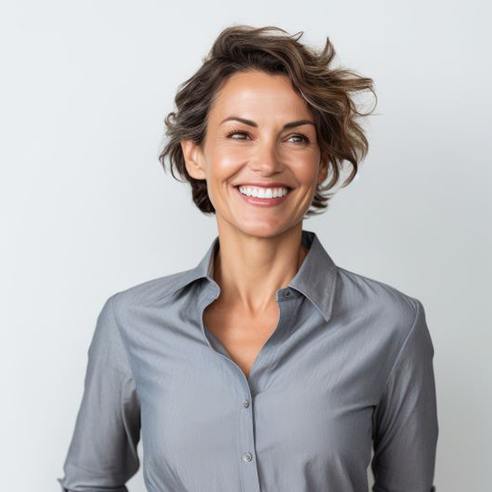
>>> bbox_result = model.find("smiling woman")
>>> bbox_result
[57,24,438,492]
[160,24,377,218]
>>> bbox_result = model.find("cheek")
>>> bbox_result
[203,153,241,208]
[206,147,245,184]
[205,137,247,162]
[224,146,252,166]
[288,157,321,187]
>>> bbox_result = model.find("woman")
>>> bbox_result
[58,25,438,492]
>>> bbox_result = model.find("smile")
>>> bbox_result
[234,185,293,207]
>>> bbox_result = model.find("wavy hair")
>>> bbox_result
[159,24,377,217]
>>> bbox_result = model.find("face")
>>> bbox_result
[181,69,328,238]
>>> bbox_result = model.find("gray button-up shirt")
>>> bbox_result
[57,229,438,492]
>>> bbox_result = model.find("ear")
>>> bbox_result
[318,154,329,185]
[180,139,207,180]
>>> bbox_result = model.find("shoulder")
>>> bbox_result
[336,265,420,311]
[334,265,425,352]
[109,268,196,315]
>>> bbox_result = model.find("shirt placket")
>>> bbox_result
[198,282,299,492]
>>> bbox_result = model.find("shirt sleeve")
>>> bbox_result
[371,298,439,492]
[57,294,141,492]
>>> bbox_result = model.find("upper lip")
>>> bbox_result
[234,182,293,190]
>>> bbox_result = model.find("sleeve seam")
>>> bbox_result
[108,293,137,385]
[377,298,422,403]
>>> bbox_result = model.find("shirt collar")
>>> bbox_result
[172,229,338,322]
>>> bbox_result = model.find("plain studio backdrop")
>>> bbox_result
[1,1,490,490]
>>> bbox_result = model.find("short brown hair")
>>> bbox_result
[159,24,377,217]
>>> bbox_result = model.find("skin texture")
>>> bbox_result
[181,69,328,377]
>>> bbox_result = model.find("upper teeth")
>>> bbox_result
[238,186,290,198]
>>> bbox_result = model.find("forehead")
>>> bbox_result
[208,70,313,123]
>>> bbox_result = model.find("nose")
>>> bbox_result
[249,138,283,175]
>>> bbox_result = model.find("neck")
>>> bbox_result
[212,222,307,315]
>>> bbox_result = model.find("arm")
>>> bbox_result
[371,299,439,492]
[57,294,141,492]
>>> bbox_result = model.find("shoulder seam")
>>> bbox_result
[108,293,137,382]
[119,270,197,307]
[377,298,422,400]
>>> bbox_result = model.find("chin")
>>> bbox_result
[229,220,300,240]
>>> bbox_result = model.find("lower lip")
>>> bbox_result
[234,186,291,207]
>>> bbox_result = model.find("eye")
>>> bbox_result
[225,130,311,144]
[288,134,310,144]
[226,130,251,140]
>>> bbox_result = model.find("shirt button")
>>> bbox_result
[242,399,250,408]
[242,452,253,462]
[284,289,291,297]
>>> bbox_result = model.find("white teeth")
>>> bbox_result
[238,186,290,198]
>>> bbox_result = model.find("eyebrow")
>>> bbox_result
[219,116,316,130]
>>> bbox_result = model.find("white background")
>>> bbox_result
[1,1,490,490]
